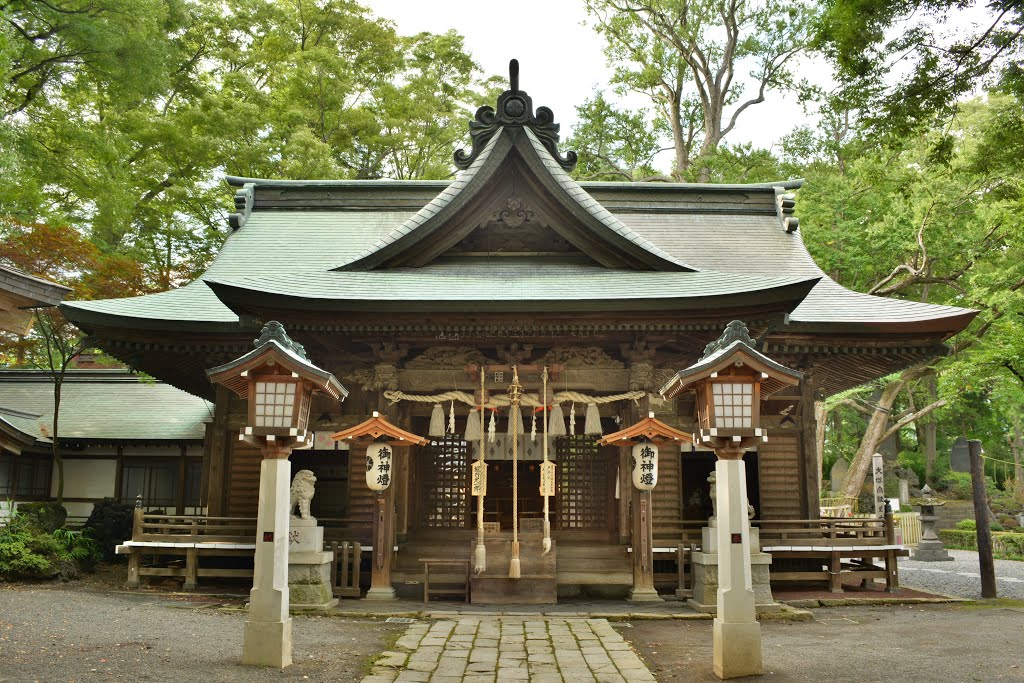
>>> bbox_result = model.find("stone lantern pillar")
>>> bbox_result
[660,321,802,680]
[207,322,347,668]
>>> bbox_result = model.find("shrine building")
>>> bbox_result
[58,67,976,599]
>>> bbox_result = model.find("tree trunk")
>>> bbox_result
[924,375,938,484]
[814,400,827,494]
[1011,418,1024,483]
[840,373,917,499]
[52,380,63,503]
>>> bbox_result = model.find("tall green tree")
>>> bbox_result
[583,0,816,180]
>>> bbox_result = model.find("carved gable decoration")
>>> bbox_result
[542,347,624,369]
[404,346,490,369]
[449,194,581,255]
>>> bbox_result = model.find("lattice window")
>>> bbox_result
[556,436,608,530]
[421,436,469,528]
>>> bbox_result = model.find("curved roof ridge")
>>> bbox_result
[332,129,507,271]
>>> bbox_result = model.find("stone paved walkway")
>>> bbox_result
[361,617,657,683]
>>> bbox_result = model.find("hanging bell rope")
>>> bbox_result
[473,367,488,574]
[508,365,523,579]
[541,366,552,555]
[428,403,445,438]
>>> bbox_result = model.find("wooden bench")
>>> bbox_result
[421,558,471,604]
[116,510,257,590]
[757,514,908,592]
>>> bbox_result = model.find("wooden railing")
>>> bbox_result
[117,511,370,595]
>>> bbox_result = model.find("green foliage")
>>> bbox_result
[814,0,1024,140]
[955,518,1004,533]
[0,514,101,580]
[939,529,1024,558]
[83,498,135,562]
[0,1,495,303]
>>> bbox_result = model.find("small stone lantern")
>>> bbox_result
[912,485,953,562]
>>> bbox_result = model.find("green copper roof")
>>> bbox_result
[0,370,211,442]
[205,260,818,313]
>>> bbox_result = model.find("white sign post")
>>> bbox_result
[872,453,885,517]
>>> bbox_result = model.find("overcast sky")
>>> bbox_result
[364,0,828,167]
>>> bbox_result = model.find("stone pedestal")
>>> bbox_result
[287,517,338,610]
[687,522,777,614]
[912,504,953,562]
[243,457,292,668]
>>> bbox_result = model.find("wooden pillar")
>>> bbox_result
[626,386,660,602]
[798,373,820,519]
[206,385,231,516]
[366,486,396,600]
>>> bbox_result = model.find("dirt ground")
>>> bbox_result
[622,602,1024,682]
[0,566,403,683]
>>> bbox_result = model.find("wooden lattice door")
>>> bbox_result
[420,436,469,529]
[556,436,609,530]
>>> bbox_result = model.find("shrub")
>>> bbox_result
[16,502,67,533]
[0,514,103,581]
[83,498,135,561]
[938,529,1024,559]
[954,518,1003,532]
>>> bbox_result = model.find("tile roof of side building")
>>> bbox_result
[61,174,975,336]
[0,370,212,443]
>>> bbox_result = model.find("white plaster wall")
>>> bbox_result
[51,459,117,499]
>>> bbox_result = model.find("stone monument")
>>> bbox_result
[688,471,778,613]
[830,458,849,494]
[912,485,953,562]
[287,470,339,609]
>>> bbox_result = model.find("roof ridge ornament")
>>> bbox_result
[253,320,307,359]
[454,59,577,172]
[701,320,757,360]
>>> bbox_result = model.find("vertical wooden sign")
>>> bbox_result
[471,459,487,496]
[539,461,556,497]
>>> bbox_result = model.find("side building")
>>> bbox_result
[0,370,211,521]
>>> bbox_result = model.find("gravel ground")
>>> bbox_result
[899,549,1024,599]
[624,602,1024,682]
[0,579,403,683]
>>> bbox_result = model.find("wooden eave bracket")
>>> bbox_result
[329,413,428,446]
[598,415,694,447]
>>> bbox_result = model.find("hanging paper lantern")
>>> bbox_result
[631,442,658,491]
[548,403,566,436]
[584,403,602,436]
[366,442,394,492]
[428,403,445,437]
